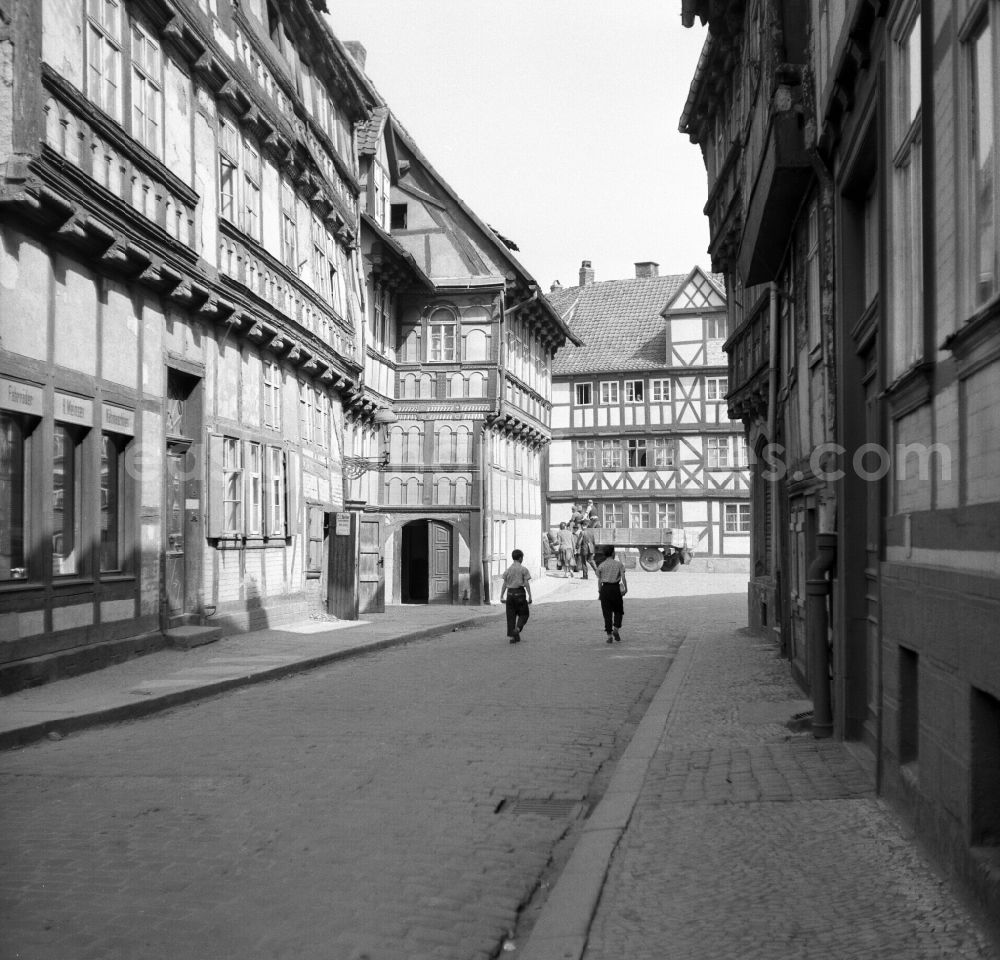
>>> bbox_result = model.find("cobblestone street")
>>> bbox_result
[0,572,727,960]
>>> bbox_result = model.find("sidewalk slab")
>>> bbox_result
[0,605,503,750]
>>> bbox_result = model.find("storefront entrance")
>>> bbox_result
[401,520,452,604]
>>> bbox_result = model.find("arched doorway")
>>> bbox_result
[400,520,453,604]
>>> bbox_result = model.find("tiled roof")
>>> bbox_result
[547,274,689,375]
[356,106,389,156]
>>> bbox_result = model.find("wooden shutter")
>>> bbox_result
[206,433,225,539]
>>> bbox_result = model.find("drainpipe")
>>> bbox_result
[807,531,836,738]
[766,282,779,611]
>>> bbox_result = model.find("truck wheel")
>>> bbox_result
[639,547,663,572]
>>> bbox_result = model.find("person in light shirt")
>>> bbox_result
[500,548,532,643]
[596,546,627,643]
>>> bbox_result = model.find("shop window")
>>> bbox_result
[52,424,85,576]
[99,433,125,572]
[0,413,30,581]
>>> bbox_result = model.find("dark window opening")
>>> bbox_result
[899,646,919,766]
[390,204,408,230]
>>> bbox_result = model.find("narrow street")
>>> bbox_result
[0,572,736,960]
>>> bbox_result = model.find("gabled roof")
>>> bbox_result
[546,267,724,375]
[660,266,726,313]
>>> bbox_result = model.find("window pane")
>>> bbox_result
[52,425,81,576]
[100,434,121,571]
[0,414,27,580]
[973,21,996,304]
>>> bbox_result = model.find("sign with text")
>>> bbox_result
[55,392,93,427]
[0,378,43,417]
[101,404,136,436]
[335,513,351,536]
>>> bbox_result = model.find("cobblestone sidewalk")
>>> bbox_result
[576,625,999,960]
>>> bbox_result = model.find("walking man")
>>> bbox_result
[500,549,532,643]
[596,546,627,643]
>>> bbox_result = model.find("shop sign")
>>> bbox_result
[335,514,351,536]
[0,378,43,417]
[101,404,136,436]
[54,392,93,426]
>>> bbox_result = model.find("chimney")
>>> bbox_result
[345,41,367,71]
[635,261,659,278]
[579,260,595,286]
[550,280,562,292]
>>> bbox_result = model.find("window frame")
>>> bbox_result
[624,379,644,404]
[0,412,32,582]
[965,6,999,310]
[575,382,593,406]
[706,435,731,469]
[601,438,623,469]
[626,437,648,469]
[724,501,751,534]
[129,18,163,157]
[599,381,620,405]
[86,0,123,123]
[705,315,727,339]
[652,436,676,468]
[650,378,671,402]
[629,502,651,528]
[656,501,678,530]
[575,439,596,469]
[99,432,126,572]
[427,308,458,363]
[51,423,86,578]
[705,376,729,401]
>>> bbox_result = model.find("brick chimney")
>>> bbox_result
[635,261,659,278]
[550,280,562,292]
[579,260,595,286]
[345,41,367,71]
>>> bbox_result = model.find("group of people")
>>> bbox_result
[542,500,601,580]
[500,538,628,646]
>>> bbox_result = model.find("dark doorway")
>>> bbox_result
[400,520,453,604]
[401,522,429,603]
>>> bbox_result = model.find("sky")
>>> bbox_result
[324,1,712,291]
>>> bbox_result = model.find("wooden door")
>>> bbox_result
[328,512,359,620]
[358,518,384,613]
[165,449,186,616]
[428,520,452,604]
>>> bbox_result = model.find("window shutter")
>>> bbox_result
[206,433,225,539]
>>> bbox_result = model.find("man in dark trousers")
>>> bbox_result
[578,523,598,579]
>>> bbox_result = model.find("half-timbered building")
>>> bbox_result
[0,0,368,689]
[680,0,1000,920]
[546,262,749,566]
[342,50,576,609]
